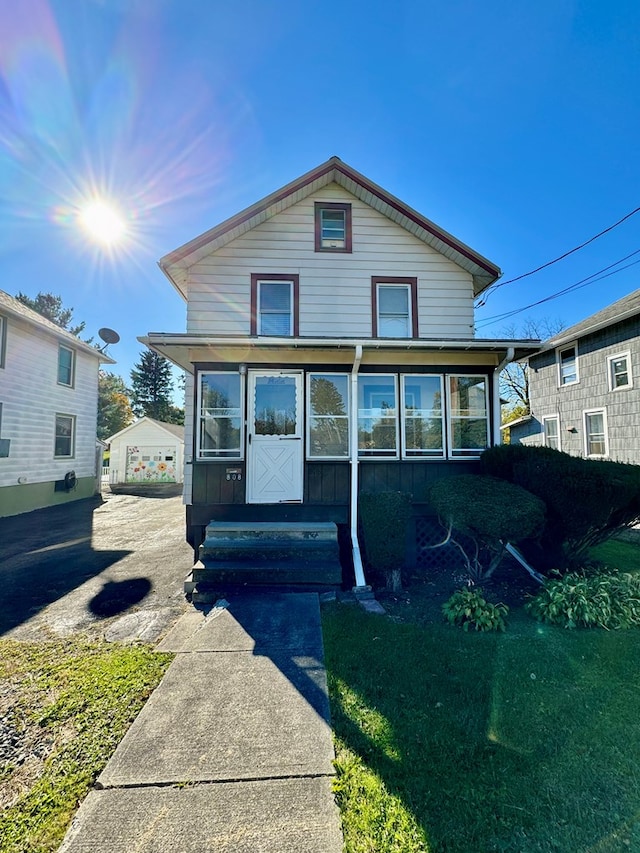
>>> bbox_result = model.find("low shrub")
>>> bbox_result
[359,491,412,591]
[526,569,640,629]
[428,475,545,580]
[442,587,508,632]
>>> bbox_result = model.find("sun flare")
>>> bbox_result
[79,200,126,246]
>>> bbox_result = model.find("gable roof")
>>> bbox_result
[541,288,640,351]
[158,156,501,299]
[105,416,185,445]
[0,290,115,363]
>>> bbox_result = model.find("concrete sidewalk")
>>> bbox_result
[58,593,343,852]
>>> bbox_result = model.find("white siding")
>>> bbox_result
[109,420,184,484]
[186,184,475,339]
[0,314,99,487]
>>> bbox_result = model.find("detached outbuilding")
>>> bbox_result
[106,417,184,486]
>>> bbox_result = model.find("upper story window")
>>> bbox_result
[371,277,418,338]
[251,274,299,337]
[197,372,243,459]
[584,408,608,458]
[557,343,578,386]
[607,351,632,391]
[54,413,75,458]
[542,414,561,450]
[314,202,352,252]
[58,344,75,387]
[0,315,6,368]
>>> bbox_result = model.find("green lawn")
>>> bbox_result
[0,639,172,853]
[323,538,640,853]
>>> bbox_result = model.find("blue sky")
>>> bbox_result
[1,0,639,390]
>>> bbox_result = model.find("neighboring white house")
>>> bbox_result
[0,289,113,517]
[106,417,184,485]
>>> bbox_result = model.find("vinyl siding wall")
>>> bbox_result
[515,317,640,463]
[185,183,475,339]
[0,313,100,493]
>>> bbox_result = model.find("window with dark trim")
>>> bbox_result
[250,274,299,337]
[54,414,75,458]
[314,202,352,252]
[371,277,418,338]
[58,344,75,387]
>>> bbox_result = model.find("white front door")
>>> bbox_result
[246,370,303,504]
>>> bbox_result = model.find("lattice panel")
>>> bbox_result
[415,515,474,573]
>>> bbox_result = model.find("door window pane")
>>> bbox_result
[308,374,349,457]
[402,375,444,457]
[358,375,397,457]
[254,375,297,435]
[198,373,242,457]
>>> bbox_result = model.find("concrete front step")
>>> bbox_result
[194,521,343,591]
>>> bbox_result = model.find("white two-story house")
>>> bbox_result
[0,290,112,517]
[142,157,539,582]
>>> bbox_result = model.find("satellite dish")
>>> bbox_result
[98,327,120,345]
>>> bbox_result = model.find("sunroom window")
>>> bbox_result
[447,375,489,458]
[307,374,350,458]
[357,374,398,457]
[198,372,243,458]
[401,375,445,458]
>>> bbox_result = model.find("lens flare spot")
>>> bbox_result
[79,200,126,246]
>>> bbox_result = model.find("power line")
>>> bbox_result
[476,205,640,307]
[476,250,640,330]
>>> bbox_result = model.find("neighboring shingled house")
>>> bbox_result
[508,289,640,463]
[0,289,113,517]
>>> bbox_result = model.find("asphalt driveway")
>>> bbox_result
[0,490,193,641]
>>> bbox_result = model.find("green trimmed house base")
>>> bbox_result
[0,476,97,518]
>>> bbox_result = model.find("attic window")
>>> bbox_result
[314,203,352,252]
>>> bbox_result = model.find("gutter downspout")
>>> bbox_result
[350,345,368,590]
[493,347,515,446]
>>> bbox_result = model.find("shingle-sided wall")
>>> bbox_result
[527,316,640,463]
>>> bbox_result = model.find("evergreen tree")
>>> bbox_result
[97,371,134,440]
[130,351,184,423]
[15,291,87,337]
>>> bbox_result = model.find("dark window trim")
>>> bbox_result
[250,274,300,336]
[314,202,352,253]
[371,277,419,338]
